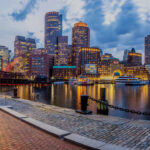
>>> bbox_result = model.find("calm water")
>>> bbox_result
[1,84,150,120]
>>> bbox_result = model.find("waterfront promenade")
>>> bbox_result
[0,110,87,150]
[0,96,150,149]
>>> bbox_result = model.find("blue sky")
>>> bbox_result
[0,0,150,61]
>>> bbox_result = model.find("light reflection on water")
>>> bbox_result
[0,84,150,120]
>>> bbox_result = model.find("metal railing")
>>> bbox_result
[89,96,150,116]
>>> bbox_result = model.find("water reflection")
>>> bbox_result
[0,84,150,120]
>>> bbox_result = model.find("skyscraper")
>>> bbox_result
[123,49,130,63]
[14,36,36,58]
[45,12,62,55]
[56,36,68,65]
[72,22,90,67]
[145,35,150,65]
[26,38,36,52]
[14,36,27,58]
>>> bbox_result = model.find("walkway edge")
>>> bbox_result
[0,106,137,150]
[0,106,70,138]
[64,134,135,150]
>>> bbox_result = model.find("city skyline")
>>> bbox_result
[0,0,150,61]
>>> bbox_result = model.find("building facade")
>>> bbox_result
[127,51,142,66]
[0,46,11,70]
[29,54,54,79]
[145,35,150,65]
[123,49,130,63]
[26,38,36,52]
[14,36,27,58]
[53,66,77,79]
[45,12,62,55]
[14,36,36,58]
[56,36,68,65]
[72,22,90,68]
[79,47,100,66]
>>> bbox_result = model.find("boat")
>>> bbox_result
[115,75,147,86]
[76,76,94,86]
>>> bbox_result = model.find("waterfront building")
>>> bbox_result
[29,54,54,79]
[53,66,77,79]
[0,45,11,69]
[45,12,62,55]
[100,53,119,65]
[98,64,124,80]
[56,36,68,65]
[79,47,100,75]
[72,22,90,68]
[79,47,100,66]
[123,49,130,63]
[124,65,149,80]
[127,48,142,66]
[145,35,150,65]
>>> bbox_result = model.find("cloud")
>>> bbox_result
[0,0,150,62]
[11,0,38,21]
[102,0,126,25]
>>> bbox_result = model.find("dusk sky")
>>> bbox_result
[0,0,150,61]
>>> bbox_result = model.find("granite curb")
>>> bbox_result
[0,106,136,150]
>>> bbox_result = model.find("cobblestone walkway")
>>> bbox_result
[0,110,87,150]
[1,96,150,149]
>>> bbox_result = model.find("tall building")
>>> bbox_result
[123,49,130,63]
[45,12,62,55]
[14,36,27,58]
[0,45,11,69]
[68,45,72,65]
[72,22,90,67]
[145,35,150,65]
[56,36,68,65]
[26,38,36,52]
[127,48,142,66]
[14,36,36,58]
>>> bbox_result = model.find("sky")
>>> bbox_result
[0,0,150,61]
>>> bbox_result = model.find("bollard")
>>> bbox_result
[12,88,19,98]
[97,88,109,115]
[100,88,106,100]
[76,95,92,114]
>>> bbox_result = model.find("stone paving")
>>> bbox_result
[1,96,150,149]
[0,110,87,150]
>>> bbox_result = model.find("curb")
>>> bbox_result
[0,106,136,150]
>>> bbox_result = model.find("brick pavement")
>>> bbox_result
[0,110,87,150]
